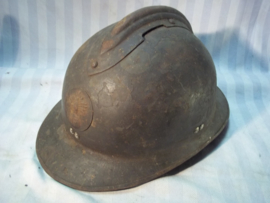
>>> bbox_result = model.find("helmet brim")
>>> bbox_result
[36,87,229,191]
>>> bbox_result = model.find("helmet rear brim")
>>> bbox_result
[36,87,229,191]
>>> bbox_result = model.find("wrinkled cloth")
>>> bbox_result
[0,0,269,202]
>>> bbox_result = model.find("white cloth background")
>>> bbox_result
[0,0,269,202]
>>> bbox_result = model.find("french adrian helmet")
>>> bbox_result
[36,6,229,191]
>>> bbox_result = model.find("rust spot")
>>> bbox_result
[140,137,147,148]
[46,129,50,135]
[65,89,93,131]
[166,73,174,82]
[90,175,95,180]
[101,39,115,53]
[112,17,127,35]
[91,120,96,128]
[116,127,124,131]
[63,167,68,175]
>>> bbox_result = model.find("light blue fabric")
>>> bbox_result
[0,0,269,202]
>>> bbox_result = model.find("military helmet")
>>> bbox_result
[36,6,229,191]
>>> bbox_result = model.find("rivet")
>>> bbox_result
[194,127,199,133]
[200,124,204,130]
[169,18,175,24]
[74,132,79,139]
[70,128,74,134]
[91,61,98,68]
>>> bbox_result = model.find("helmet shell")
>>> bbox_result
[36,6,229,192]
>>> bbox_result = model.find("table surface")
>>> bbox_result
[0,0,269,202]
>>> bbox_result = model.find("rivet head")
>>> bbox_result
[74,132,79,139]
[194,127,200,133]
[169,18,175,24]
[70,128,74,134]
[200,124,204,130]
[91,61,98,68]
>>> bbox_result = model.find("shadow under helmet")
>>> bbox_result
[36,6,229,191]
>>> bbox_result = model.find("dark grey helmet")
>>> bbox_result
[36,6,229,191]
